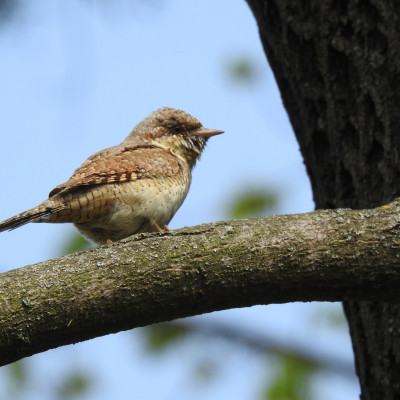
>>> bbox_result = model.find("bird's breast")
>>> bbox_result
[75,171,191,243]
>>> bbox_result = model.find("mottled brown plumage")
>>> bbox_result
[0,107,223,244]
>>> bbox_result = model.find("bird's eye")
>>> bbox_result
[171,125,183,134]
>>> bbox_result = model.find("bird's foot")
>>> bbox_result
[148,217,169,233]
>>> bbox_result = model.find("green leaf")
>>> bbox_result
[265,354,316,400]
[225,56,260,85]
[8,360,26,385]
[311,305,347,329]
[60,234,91,256]
[3,360,28,399]
[56,371,93,400]
[142,323,189,352]
[192,361,218,383]
[229,188,278,219]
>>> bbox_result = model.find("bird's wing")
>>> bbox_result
[49,146,181,197]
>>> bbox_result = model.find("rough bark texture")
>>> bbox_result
[1,202,400,366]
[246,1,400,398]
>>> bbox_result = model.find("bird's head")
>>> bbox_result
[124,107,223,168]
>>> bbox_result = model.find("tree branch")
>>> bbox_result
[1,200,400,366]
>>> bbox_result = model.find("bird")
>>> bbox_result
[0,107,223,244]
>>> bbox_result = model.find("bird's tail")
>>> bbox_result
[0,202,64,232]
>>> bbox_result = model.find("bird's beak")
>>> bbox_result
[192,127,224,138]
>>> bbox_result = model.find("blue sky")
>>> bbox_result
[0,1,358,399]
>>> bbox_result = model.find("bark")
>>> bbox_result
[1,201,400,366]
[246,1,400,398]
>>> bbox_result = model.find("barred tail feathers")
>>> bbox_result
[0,202,64,232]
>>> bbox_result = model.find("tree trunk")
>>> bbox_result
[246,1,400,398]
